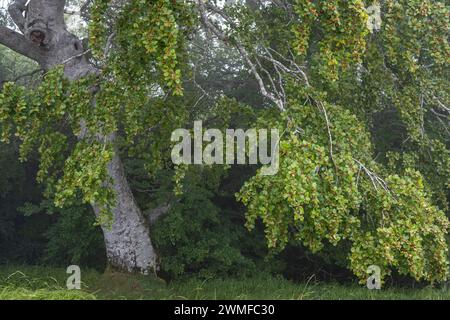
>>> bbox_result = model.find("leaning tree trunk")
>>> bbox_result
[1,0,158,274]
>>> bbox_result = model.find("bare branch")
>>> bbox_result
[197,0,285,111]
[433,96,450,114]
[353,158,391,194]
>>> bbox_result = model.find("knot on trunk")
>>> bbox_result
[8,0,64,49]
[26,20,49,47]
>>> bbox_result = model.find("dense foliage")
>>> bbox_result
[0,0,448,284]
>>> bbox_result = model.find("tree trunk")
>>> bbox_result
[1,0,158,274]
[93,147,158,274]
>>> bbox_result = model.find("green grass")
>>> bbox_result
[0,265,449,300]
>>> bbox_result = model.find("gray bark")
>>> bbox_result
[94,141,158,274]
[1,0,158,274]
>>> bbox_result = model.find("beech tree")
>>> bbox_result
[0,0,448,283]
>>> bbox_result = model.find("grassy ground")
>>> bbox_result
[0,265,449,300]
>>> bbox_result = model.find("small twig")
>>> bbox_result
[60,49,92,65]
[103,32,116,58]
[353,158,391,194]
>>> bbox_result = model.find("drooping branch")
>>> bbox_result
[196,1,358,181]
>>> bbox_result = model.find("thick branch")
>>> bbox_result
[0,26,41,61]
[8,0,27,32]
